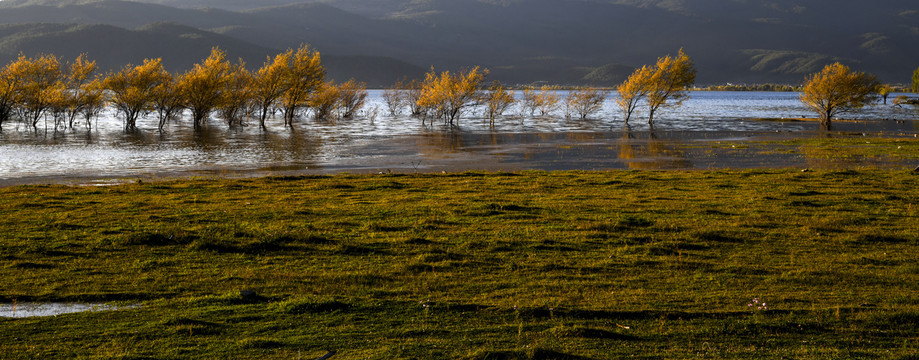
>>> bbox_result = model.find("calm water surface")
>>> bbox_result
[1,91,917,185]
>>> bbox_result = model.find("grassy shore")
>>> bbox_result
[1,169,918,359]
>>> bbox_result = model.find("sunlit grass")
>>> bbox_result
[1,170,918,358]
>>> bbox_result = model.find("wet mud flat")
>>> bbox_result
[3,127,917,187]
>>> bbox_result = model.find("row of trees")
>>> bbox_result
[401,54,909,130]
[0,45,911,132]
[379,49,696,127]
[0,45,371,131]
[380,76,612,126]
[0,54,105,130]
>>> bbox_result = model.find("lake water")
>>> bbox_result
[0,303,131,318]
[1,91,917,185]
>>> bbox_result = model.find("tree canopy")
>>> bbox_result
[800,63,879,127]
[912,66,919,93]
[416,66,487,125]
[616,49,695,125]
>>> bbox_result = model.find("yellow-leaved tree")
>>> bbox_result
[176,47,232,128]
[534,85,560,116]
[0,63,17,129]
[62,54,101,128]
[104,58,171,130]
[645,49,695,124]
[279,44,324,126]
[481,81,515,126]
[252,49,292,128]
[416,66,487,125]
[7,54,63,128]
[616,65,653,124]
[309,81,341,120]
[565,87,608,120]
[912,66,919,93]
[800,62,879,129]
[77,78,106,129]
[151,72,181,131]
[617,49,695,125]
[519,86,538,116]
[337,79,367,119]
[218,60,254,127]
[877,84,893,105]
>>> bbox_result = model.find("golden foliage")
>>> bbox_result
[309,81,341,120]
[0,45,334,130]
[417,66,487,124]
[616,65,653,124]
[6,54,63,126]
[800,62,879,125]
[337,79,367,118]
[533,85,560,116]
[61,54,101,128]
[565,87,608,120]
[279,44,324,126]
[104,58,172,129]
[76,78,106,128]
[617,49,695,124]
[0,65,17,127]
[520,85,561,116]
[645,49,695,124]
[176,47,232,127]
[218,60,254,126]
[151,73,180,130]
[252,50,292,127]
[912,66,919,94]
[481,81,515,125]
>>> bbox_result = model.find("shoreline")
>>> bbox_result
[2,131,918,187]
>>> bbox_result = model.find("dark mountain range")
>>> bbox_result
[0,0,915,85]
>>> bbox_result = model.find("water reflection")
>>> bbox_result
[618,126,691,169]
[1,91,918,183]
[0,303,135,318]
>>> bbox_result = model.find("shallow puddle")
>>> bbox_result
[0,303,134,318]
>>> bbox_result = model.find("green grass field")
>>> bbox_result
[1,169,918,359]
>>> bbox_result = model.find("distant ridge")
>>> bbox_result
[0,22,425,87]
[0,0,916,84]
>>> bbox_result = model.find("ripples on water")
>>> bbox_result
[1,91,917,182]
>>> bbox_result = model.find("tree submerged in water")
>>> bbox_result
[800,62,879,129]
[616,49,696,125]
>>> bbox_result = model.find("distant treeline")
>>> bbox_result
[702,84,801,92]
[702,83,914,93]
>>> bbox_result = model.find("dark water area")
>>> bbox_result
[1,91,918,186]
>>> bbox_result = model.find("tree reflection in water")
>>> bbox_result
[618,125,691,169]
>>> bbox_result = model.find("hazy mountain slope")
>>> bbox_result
[0,0,249,29]
[0,0,915,84]
[0,22,425,86]
[0,22,273,72]
[128,0,301,11]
